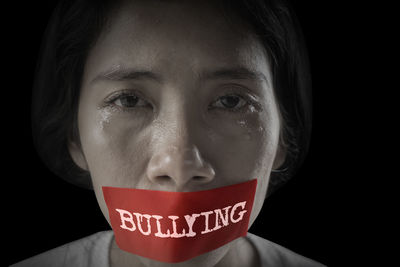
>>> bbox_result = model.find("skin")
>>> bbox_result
[69,1,286,266]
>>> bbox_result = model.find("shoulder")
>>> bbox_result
[10,231,114,267]
[246,232,326,267]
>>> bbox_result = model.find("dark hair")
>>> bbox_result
[32,0,312,195]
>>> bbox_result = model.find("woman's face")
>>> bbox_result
[70,0,285,265]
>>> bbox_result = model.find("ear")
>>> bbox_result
[68,140,89,171]
[272,142,287,171]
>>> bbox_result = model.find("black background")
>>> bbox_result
[5,1,375,266]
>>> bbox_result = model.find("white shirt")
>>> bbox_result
[11,231,326,267]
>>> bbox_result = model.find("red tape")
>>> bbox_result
[102,179,257,263]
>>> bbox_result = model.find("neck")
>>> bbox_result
[110,235,259,267]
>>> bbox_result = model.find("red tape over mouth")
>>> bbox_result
[102,179,257,263]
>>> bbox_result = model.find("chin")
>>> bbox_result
[135,240,235,267]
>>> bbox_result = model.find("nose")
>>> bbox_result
[145,93,216,190]
[146,145,216,191]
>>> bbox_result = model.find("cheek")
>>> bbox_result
[205,110,279,227]
[78,103,150,189]
[80,113,152,224]
[206,109,280,179]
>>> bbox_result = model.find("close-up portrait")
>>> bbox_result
[8,0,335,266]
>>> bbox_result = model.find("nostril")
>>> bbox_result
[155,175,172,183]
[192,176,213,183]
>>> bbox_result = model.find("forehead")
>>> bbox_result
[84,0,270,84]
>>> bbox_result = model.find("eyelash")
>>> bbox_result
[103,89,150,111]
[103,89,258,114]
[210,94,254,113]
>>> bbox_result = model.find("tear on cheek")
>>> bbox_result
[98,109,112,130]
[234,115,266,140]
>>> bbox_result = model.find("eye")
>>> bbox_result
[115,94,139,108]
[212,94,248,111]
[105,91,150,110]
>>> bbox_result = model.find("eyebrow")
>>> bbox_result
[200,67,269,85]
[91,66,269,85]
[91,68,162,83]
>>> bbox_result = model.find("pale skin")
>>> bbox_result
[69,1,287,266]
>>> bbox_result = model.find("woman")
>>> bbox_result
[14,0,324,266]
